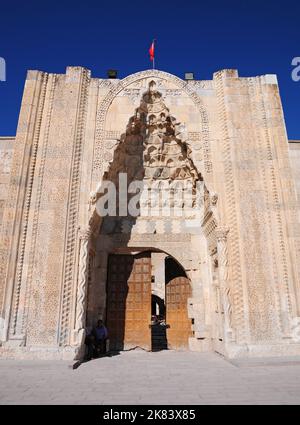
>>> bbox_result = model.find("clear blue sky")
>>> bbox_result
[0,0,299,138]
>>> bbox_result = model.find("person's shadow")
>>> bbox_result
[72,350,121,369]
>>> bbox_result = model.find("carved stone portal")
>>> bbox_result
[1,68,300,360]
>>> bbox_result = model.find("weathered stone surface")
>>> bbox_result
[0,137,14,229]
[0,68,300,360]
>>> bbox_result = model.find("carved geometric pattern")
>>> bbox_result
[185,80,213,90]
[22,74,57,335]
[248,78,291,335]
[104,130,122,140]
[188,132,202,141]
[214,71,245,343]
[59,69,90,346]
[112,233,191,243]
[0,75,51,324]
[246,79,282,337]
[216,228,234,338]
[9,72,49,337]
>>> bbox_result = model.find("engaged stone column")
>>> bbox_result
[73,227,92,347]
[215,227,235,343]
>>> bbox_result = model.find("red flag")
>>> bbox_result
[149,40,155,62]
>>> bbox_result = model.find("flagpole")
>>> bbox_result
[153,39,155,70]
[149,39,156,70]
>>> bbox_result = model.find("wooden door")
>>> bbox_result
[166,276,192,349]
[106,253,151,351]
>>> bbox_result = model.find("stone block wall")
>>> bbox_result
[0,137,14,229]
[288,141,300,202]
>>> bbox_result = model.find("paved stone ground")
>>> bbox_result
[1,350,300,405]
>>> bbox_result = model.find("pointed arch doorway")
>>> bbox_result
[105,250,192,352]
[82,73,222,357]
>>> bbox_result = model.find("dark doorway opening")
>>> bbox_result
[151,294,168,351]
[165,256,187,282]
[151,294,165,318]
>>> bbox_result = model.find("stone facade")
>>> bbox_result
[288,141,300,202]
[0,67,300,359]
[0,137,14,232]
